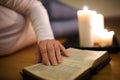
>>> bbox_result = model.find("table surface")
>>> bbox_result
[90,52,120,80]
[0,43,120,80]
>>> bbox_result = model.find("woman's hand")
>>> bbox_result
[37,39,70,66]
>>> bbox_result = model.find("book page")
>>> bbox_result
[23,48,107,80]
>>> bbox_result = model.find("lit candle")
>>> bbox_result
[91,13,105,43]
[77,6,94,47]
[77,6,114,47]
[97,14,104,30]
[91,13,104,33]
[95,29,114,47]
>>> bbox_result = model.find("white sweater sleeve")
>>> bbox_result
[0,0,54,42]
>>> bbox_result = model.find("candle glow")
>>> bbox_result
[94,29,114,47]
[77,6,115,47]
[83,6,88,10]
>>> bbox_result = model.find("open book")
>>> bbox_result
[21,48,111,80]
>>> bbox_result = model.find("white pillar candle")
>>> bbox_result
[97,14,104,30]
[96,29,114,47]
[91,11,104,33]
[91,13,104,33]
[77,6,94,47]
[91,13,105,43]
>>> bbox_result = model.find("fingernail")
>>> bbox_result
[44,61,51,66]
[47,63,51,66]
[58,59,63,64]
[53,61,58,65]
[53,63,57,66]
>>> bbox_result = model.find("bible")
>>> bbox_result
[21,48,111,80]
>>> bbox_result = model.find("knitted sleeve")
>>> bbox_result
[0,0,54,42]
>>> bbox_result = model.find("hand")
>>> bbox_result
[37,39,70,66]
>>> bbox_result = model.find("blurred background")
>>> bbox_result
[60,0,120,18]
[58,0,120,45]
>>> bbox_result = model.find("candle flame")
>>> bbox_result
[83,6,88,10]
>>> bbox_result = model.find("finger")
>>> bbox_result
[47,40,57,65]
[39,41,50,65]
[59,43,70,57]
[54,42,62,64]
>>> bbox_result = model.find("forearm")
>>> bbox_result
[0,0,54,42]
[0,0,69,65]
